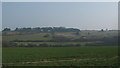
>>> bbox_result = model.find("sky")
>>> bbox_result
[2,2,118,30]
[1,0,119,2]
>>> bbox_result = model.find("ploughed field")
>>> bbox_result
[3,46,119,66]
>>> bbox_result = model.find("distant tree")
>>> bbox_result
[15,28,19,31]
[4,27,80,33]
[33,27,41,32]
[41,27,52,32]
[3,28,11,31]
[101,29,104,32]
[106,29,108,31]
[43,34,50,37]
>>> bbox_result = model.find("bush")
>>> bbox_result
[43,34,50,37]
[2,41,17,47]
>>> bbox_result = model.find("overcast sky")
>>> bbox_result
[2,2,118,30]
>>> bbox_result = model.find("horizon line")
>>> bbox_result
[2,26,118,31]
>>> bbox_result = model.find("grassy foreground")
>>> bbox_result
[2,46,119,66]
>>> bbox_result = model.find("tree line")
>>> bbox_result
[2,27,80,33]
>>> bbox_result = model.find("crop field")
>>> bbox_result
[3,33,53,42]
[3,30,118,42]
[2,30,118,47]
[2,30,119,66]
[2,46,119,66]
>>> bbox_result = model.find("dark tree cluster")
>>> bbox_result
[3,27,80,33]
[2,28,11,31]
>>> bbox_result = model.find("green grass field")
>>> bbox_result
[3,33,53,42]
[3,46,119,66]
[3,30,118,42]
[3,31,118,47]
[2,30,119,66]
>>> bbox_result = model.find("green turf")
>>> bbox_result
[2,31,119,66]
[3,33,52,41]
[2,46,119,66]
